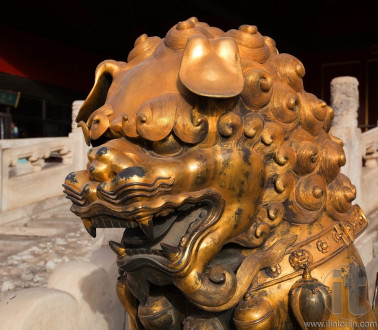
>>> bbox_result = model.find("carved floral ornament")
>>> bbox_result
[316,240,329,253]
[63,18,376,329]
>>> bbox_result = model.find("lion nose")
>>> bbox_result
[87,145,138,182]
[97,166,149,199]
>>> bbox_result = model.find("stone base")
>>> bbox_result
[0,288,80,330]
[0,247,126,330]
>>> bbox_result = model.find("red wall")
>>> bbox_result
[0,24,106,91]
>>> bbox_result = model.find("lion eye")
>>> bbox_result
[150,134,183,155]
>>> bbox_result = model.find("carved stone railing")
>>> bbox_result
[0,100,127,329]
[362,126,378,168]
[0,137,72,212]
[330,77,362,205]
[0,100,87,224]
[330,77,378,298]
[360,126,378,298]
[360,126,378,222]
[329,76,378,214]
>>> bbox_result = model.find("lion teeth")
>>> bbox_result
[125,221,139,228]
[109,241,126,257]
[125,249,135,256]
[138,217,154,240]
[120,248,163,256]
[160,243,180,261]
[151,249,163,256]
[81,218,96,238]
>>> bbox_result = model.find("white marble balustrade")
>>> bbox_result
[362,126,378,168]
[0,137,72,211]
[0,100,87,224]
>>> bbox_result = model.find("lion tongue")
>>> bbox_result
[138,217,154,240]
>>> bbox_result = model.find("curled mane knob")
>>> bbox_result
[294,140,319,175]
[273,144,296,170]
[241,64,273,110]
[288,128,319,175]
[274,173,296,197]
[326,174,356,220]
[266,202,284,227]
[243,113,264,140]
[319,138,346,183]
[296,175,327,211]
[267,82,299,129]
[164,19,198,50]
[226,25,270,63]
[264,36,277,53]
[271,53,305,92]
[217,112,243,138]
[127,34,161,64]
[257,122,284,154]
[135,94,178,141]
[165,19,222,50]
[86,104,113,141]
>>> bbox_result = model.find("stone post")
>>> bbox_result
[71,100,84,134]
[69,100,88,172]
[329,76,362,205]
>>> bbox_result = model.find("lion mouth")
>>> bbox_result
[63,180,223,270]
[116,205,208,265]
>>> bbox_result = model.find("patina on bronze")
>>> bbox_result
[64,18,377,329]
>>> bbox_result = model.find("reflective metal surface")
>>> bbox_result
[64,18,377,329]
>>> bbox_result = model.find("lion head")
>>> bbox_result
[64,18,362,328]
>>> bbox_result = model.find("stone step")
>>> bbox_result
[0,203,95,300]
[0,235,41,260]
[0,194,70,226]
[0,227,62,237]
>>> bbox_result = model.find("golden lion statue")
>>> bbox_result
[64,18,377,329]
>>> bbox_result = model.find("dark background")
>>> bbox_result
[1,0,378,137]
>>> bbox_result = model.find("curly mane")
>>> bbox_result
[78,17,356,248]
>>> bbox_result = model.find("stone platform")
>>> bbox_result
[0,201,93,301]
[0,200,126,330]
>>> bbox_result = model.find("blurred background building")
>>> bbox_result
[0,0,378,139]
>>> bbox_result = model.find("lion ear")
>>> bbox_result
[76,60,124,123]
[179,35,244,98]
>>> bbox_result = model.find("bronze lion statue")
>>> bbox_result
[64,18,377,329]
